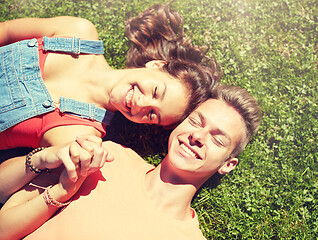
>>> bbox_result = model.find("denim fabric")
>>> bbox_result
[59,97,114,124]
[0,37,113,133]
[43,37,105,55]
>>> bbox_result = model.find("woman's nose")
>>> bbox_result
[131,95,151,115]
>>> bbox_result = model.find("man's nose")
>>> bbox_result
[190,129,207,147]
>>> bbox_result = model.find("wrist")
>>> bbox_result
[25,147,49,174]
[55,181,79,201]
[43,185,72,208]
[30,151,43,169]
[48,184,74,204]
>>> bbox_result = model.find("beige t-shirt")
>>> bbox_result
[25,141,206,240]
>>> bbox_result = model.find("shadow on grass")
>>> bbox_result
[103,112,172,159]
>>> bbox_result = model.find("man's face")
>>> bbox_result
[167,99,246,180]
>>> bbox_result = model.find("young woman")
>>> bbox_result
[0,84,261,240]
[0,4,221,151]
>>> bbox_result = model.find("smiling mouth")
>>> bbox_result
[125,87,134,109]
[179,142,201,160]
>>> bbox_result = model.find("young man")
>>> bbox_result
[0,84,261,240]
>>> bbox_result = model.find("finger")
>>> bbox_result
[69,142,80,164]
[76,135,102,146]
[94,146,114,166]
[78,148,92,177]
[89,146,104,169]
[104,151,114,163]
[87,146,115,175]
[88,151,113,175]
[61,143,78,182]
[100,143,114,163]
[76,137,95,154]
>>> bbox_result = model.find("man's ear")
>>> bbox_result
[218,157,238,175]
[145,60,167,69]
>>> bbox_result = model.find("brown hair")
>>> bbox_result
[210,84,261,157]
[125,4,222,126]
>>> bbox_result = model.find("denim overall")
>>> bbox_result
[0,37,114,133]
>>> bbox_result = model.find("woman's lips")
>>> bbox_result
[125,87,134,109]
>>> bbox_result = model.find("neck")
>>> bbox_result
[144,160,199,221]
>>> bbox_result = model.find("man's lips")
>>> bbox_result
[179,141,201,160]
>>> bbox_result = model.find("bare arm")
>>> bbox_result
[0,16,99,46]
[0,168,85,240]
[0,135,111,203]
[0,145,76,203]
[0,156,39,203]
[0,137,112,239]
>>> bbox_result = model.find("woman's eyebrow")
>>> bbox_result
[160,83,167,100]
[157,84,167,125]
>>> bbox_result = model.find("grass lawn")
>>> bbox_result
[1,0,317,239]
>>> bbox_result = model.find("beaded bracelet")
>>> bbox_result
[25,147,49,174]
[43,186,72,208]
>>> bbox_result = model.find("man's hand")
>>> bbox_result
[74,135,114,177]
[32,136,113,182]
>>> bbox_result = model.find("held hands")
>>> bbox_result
[72,135,114,177]
[33,136,113,182]
[57,136,113,198]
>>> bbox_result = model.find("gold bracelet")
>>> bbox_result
[25,147,49,174]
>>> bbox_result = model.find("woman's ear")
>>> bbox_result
[145,60,167,69]
[218,157,238,175]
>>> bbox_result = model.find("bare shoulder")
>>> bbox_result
[52,16,99,40]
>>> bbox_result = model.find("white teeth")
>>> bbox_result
[126,88,134,108]
[180,143,199,159]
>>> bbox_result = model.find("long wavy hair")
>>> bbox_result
[125,4,223,126]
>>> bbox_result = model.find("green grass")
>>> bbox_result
[1,0,317,239]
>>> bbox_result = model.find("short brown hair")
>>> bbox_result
[210,84,261,157]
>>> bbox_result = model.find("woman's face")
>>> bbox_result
[109,67,189,126]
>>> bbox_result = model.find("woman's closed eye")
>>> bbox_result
[153,86,158,98]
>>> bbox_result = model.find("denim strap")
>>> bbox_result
[43,37,104,54]
[59,97,114,125]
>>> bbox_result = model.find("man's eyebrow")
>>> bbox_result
[196,111,206,126]
[197,110,231,143]
[215,128,231,144]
